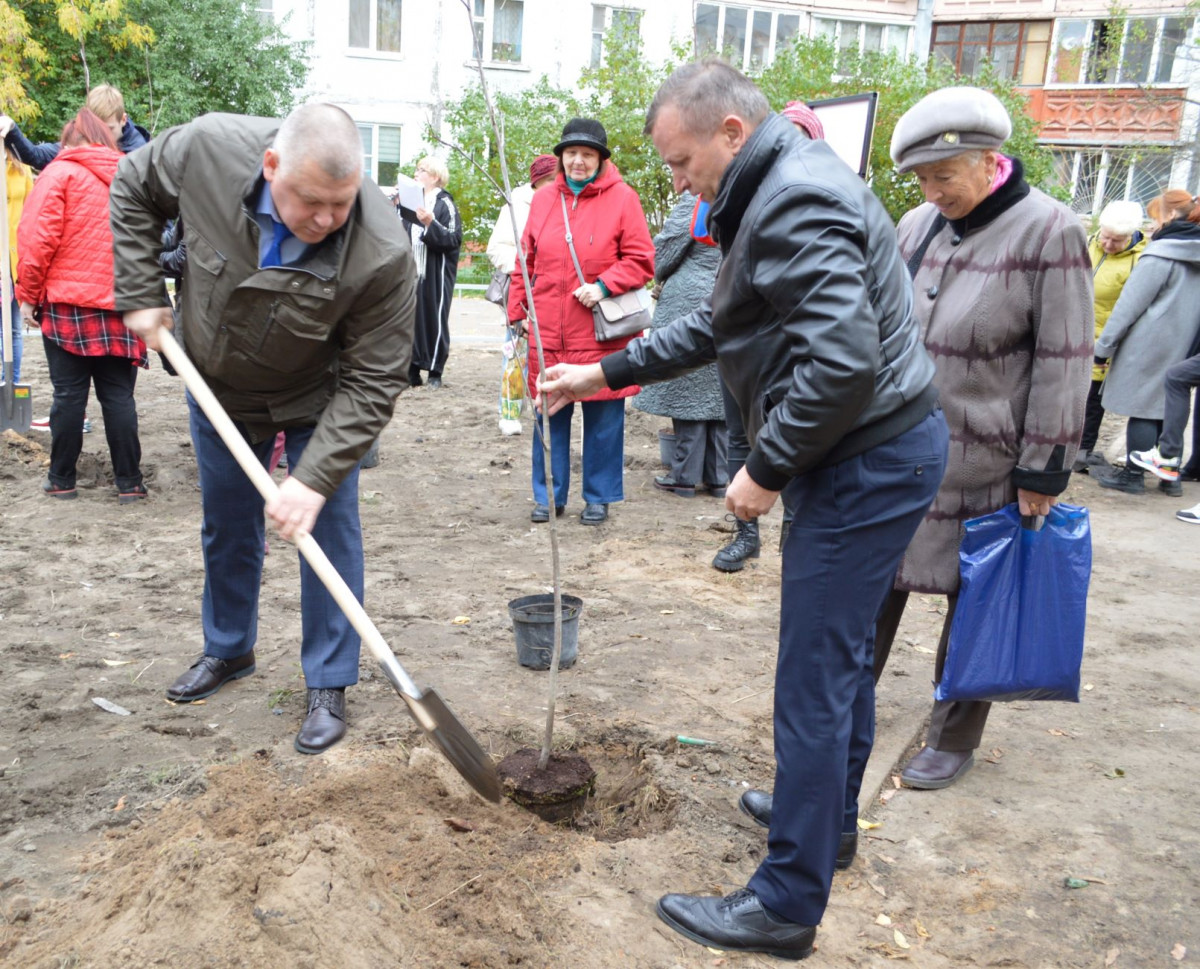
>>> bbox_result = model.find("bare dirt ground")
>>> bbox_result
[1,298,1198,968]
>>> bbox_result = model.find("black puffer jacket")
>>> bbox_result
[603,113,937,490]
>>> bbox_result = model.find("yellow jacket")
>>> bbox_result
[6,156,34,282]
[1088,231,1146,380]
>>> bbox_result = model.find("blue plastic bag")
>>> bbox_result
[935,503,1092,703]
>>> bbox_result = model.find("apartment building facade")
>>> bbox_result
[263,0,1199,213]
[930,0,1200,214]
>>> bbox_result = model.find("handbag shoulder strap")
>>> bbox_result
[906,210,947,280]
[559,192,588,286]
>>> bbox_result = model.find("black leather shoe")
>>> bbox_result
[738,791,857,869]
[1096,466,1145,494]
[654,475,696,497]
[295,688,347,754]
[166,652,256,702]
[657,888,815,960]
[427,374,443,389]
[530,504,565,523]
[581,502,608,525]
[901,746,974,789]
[1158,478,1183,498]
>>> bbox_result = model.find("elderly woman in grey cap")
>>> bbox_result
[872,87,1093,790]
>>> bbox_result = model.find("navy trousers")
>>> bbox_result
[188,393,364,688]
[748,409,948,925]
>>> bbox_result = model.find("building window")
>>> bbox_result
[253,0,273,24]
[349,0,401,53]
[591,5,642,68]
[470,0,524,62]
[1053,146,1176,217]
[358,123,402,187]
[695,4,830,70]
[932,21,1051,84]
[1050,16,1195,85]
[813,16,912,67]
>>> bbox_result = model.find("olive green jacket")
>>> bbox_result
[110,113,416,497]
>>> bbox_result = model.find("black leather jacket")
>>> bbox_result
[603,113,937,490]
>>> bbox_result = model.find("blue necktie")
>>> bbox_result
[262,220,292,268]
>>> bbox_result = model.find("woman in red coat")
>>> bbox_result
[17,109,147,502]
[507,118,654,524]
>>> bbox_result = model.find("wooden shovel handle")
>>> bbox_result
[157,327,421,699]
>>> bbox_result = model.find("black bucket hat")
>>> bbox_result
[553,117,610,160]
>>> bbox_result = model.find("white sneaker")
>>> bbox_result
[1177,503,1200,525]
[1129,446,1180,481]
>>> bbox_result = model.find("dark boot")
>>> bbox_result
[713,518,760,572]
[1096,466,1145,494]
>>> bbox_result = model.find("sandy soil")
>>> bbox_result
[1,300,1198,968]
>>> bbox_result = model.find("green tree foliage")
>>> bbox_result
[437,22,687,246]
[0,1,49,123]
[757,37,1056,222]
[16,0,309,142]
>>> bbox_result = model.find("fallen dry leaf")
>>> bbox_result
[1047,728,1072,737]
[450,616,471,625]
[1171,943,1186,960]
[879,788,897,804]
[660,610,675,615]
[442,817,475,832]
[102,659,134,667]
[893,929,910,950]
[875,913,892,926]
[113,796,126,812]
[58,652,75,660]
[868,878,888,898]
[914,918,930,939]
[857,819,881,830]
[891,775,902,789]
[1105,948,1119,966]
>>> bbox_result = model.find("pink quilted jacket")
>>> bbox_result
[16,144,121,310]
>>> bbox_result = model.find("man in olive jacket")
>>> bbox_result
[111,103,417,754]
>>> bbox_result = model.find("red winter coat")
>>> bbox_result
[508,163,654,400]
[16,144,121,310]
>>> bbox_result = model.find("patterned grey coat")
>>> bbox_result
[894,166,1093,594]
[633,193,725,422]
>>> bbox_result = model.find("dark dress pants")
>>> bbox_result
[43,336,142,491]
[1159,354,1200,460]
[746,409,947,926]
[670,418,728,488]
[187,393,364,688]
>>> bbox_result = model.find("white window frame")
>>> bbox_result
[695,4,826,71]
[1047,16,1196,87]
[812,16,913,60]
[1053,146,1179,218]
[253,0,273,24]
[470,0,526,66]
[357,122,403,188]
[591,4,643,69]
[348,0,403,58]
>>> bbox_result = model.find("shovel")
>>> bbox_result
[1,173,32,434]
[157,328,500,802]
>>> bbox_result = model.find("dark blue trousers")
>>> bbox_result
[748,409,947,925]
[188,393,364,688]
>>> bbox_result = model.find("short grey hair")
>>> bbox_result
[644,58,769,138]
[273,102,363,180]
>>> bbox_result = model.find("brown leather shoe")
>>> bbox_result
[900,746,975,789]
[165,652,256,702]
[294,688,347,754]
[737,790,857,869]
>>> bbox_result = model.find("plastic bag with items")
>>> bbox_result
[498,328,527,436]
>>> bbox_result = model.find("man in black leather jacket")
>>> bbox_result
[540,60,949,961]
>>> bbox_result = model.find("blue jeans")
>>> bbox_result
[747,409,948,926]
[3,295,20,382]
[187,393,363,688]
[531,398,625,506]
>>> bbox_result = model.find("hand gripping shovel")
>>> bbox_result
[157,328,500,802]
[0,175,32,433]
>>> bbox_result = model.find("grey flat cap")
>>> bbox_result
[891,86,1012,172]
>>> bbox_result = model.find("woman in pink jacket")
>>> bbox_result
[507,118,654,525]
[17,109,147,502]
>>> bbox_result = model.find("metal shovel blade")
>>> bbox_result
[395,686,501,802]
[0,361,32,434]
